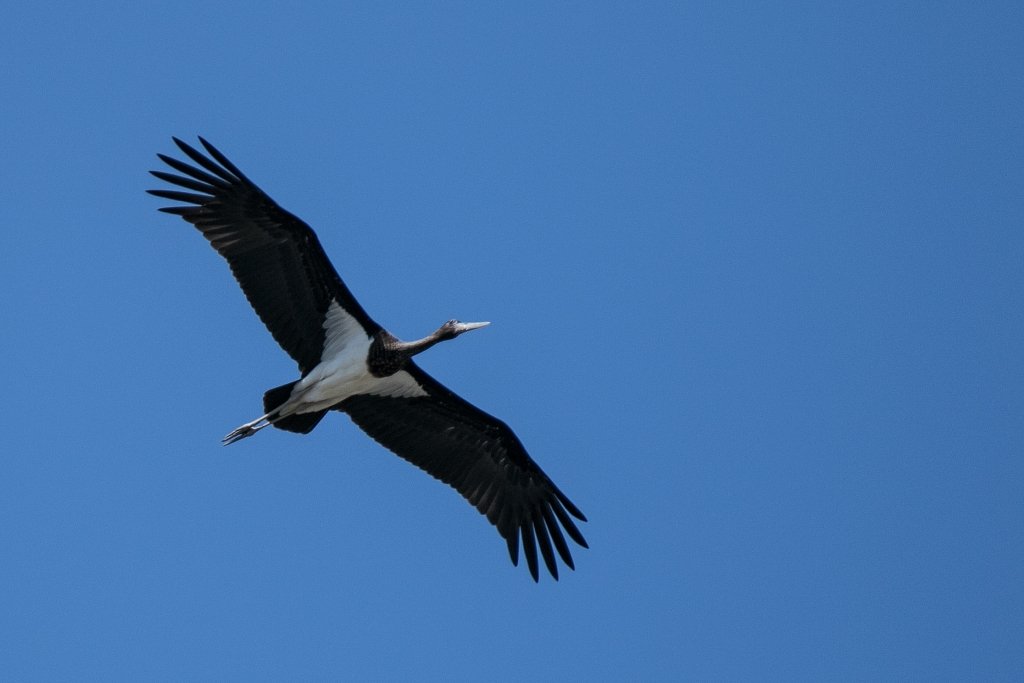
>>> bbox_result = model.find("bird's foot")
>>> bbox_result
[222,417,270,445]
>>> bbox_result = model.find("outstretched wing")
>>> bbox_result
[148,137,380,375]
[340,362,588,581]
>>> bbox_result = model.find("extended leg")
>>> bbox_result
[223,412,276,445]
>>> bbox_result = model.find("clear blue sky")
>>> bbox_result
[2,2,1021,680]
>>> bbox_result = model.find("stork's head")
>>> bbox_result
[437,319,491,340]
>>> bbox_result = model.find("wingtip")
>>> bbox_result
[506,532,519,566]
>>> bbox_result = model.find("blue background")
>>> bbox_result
[2,2,1022,680]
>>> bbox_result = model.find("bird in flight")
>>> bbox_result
[148,137,587,581]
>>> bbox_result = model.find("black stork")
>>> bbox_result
[148,137,587,581]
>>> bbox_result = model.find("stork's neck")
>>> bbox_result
[367,327,451,377]
[392,328,450,356]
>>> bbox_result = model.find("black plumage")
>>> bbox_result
[149,137,588,580]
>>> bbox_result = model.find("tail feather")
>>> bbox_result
[263,381,327,434]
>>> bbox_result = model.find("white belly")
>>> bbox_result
[283,300,427,415]
[291,339,374,411]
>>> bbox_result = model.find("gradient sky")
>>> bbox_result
[2,2,1022,680]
